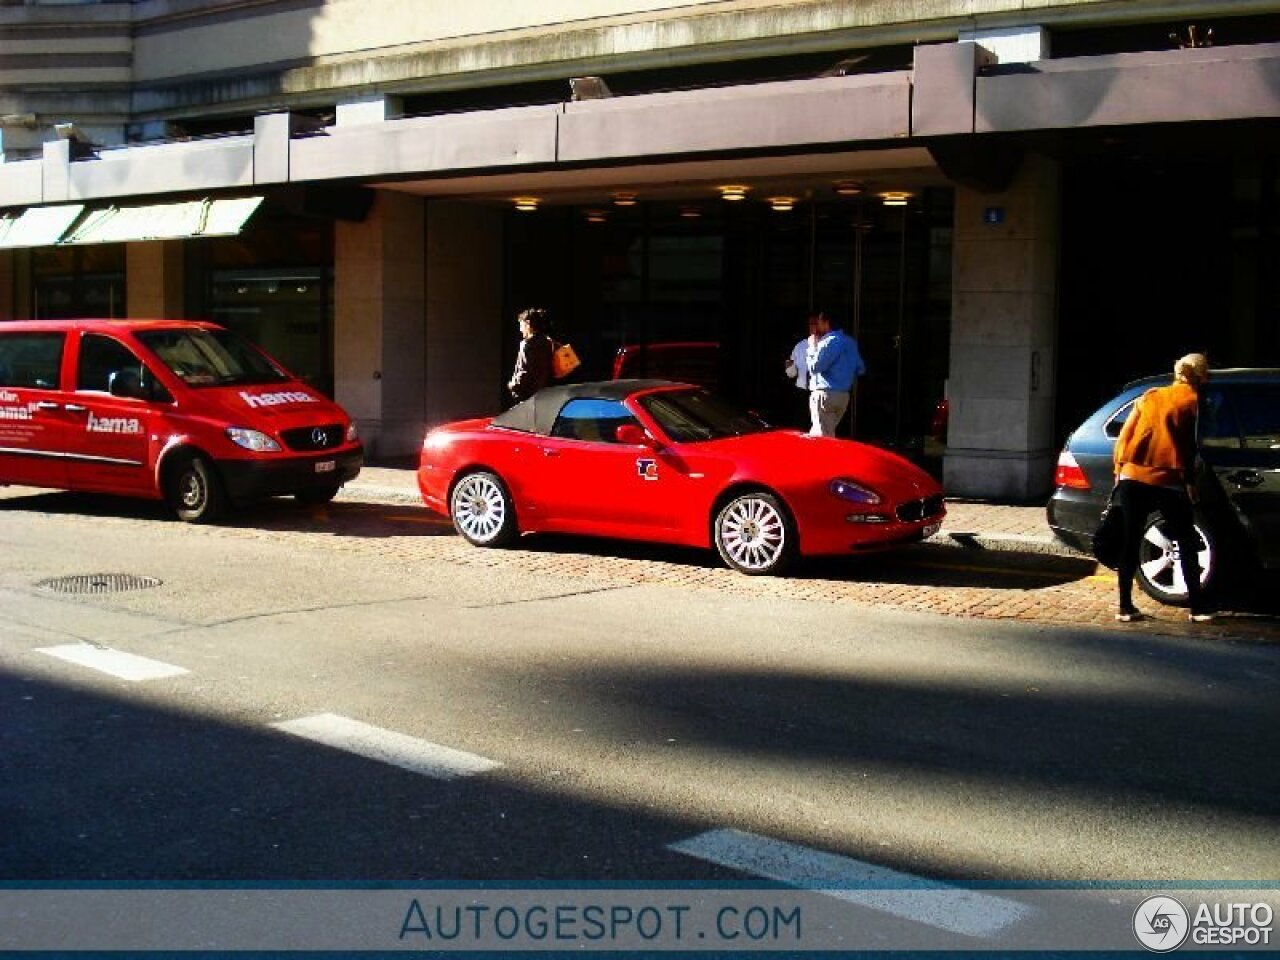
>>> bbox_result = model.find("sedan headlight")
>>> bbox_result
[345,421,359,443]
[226,427,281,452]
[829,478,882,505]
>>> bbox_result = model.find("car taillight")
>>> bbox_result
[1054,449,1091,490]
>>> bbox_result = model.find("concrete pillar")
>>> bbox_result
[424,200,504,428]
[944,153,1060,501]
[126,241,184,317]
[334,190,426,458]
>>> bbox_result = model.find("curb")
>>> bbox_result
[934,530,1088,560]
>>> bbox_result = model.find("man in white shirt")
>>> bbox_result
[784,314,819,426]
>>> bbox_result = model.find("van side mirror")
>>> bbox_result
[615,423,658,448]
[108,369,144,399]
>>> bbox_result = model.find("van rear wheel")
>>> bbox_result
[168,455,226,524]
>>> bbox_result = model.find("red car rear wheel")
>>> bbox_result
[450,470,518,547]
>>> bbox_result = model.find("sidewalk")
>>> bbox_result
[345,464,1083,559]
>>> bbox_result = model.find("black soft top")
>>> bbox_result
[491,379,685,435]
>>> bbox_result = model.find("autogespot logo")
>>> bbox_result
[1134,895,1190,952]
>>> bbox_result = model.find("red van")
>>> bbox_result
[0,319,362,522]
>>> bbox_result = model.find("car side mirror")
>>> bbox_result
[615,423,658,448]
[108,369,144,399]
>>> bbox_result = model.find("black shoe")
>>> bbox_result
[1189,610,1216,623]
[1115,607,1144,623]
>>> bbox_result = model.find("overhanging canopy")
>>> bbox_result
[0,205,84,249]
[60,196,264,245]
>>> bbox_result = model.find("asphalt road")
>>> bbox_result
[2,487,1278,887]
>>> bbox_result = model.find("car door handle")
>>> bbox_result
[34,401,60,411]
[1226,469,1264,488]
[64,403,87,413]
[541,448,560,458]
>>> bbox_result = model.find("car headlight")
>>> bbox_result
[226,427,281,452]
[829,478,882,505]
[345,421,359,443]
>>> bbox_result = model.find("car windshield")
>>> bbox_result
[638,389,772,442]
[135,327,290,388]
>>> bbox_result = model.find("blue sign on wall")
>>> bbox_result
[983,206,1005,225]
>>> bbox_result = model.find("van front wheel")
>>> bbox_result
[168,455,226,524]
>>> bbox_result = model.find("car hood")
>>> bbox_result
[705,430,941,497]
[193,383,348,428]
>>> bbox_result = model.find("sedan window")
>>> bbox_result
[1220,385,1280,450]
[1103,400,1135,439]
[550,398,639,444]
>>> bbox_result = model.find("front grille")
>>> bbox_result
[281,424,343,452]
[896,494,944,524]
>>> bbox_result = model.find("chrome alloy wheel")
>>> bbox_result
[717,494,789,573]
[451,472,510,545]
[1137,518,1212,602]
[178,470,206,510]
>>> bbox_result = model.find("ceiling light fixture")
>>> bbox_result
[679,205,703,219]
[718,185,749,202]
[584,208,609,223]
[768,196,797,212]
[513,196,540,212]
[833,180,865,196]
[880,191,912,207]
[612,191,638,207]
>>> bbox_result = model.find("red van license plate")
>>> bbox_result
[315,460,336,474]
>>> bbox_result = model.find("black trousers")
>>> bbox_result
[1113,478,1203,611]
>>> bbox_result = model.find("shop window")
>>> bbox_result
[209,269,331,394]
[32,245,125,320]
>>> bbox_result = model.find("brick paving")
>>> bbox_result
[4,467,1276,644]
[339,467,1279,644]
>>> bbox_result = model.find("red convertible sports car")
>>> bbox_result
[418,380,945,575]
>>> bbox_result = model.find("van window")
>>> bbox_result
[135,327,288,387]
[0,333,64,389]
[550,398,638,443]
[78,335,139,393]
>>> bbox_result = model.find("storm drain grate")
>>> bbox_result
[36,573,163,595]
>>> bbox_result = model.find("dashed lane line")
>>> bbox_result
[270,713,502,780]
[35,644,189,682]
[668,828,1034,939]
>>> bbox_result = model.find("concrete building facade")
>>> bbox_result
[1,0,1278,499]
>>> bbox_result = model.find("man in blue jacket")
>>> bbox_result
[805,309,866,437]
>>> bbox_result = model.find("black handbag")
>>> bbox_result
[1092,488,1124,569]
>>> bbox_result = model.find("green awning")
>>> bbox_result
[60,196,264,245]
[0,204,84,249]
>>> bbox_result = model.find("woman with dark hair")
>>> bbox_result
[507,307,554,403]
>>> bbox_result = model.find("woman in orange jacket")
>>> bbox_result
[1111,352,1213,622]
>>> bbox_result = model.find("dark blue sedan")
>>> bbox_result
[1047,369,1280,606]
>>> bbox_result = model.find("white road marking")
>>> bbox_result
[36,644,189,682]
[270,713,501,780]
[669,828,1033,939]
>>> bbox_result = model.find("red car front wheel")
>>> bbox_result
[714,491,795,575]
